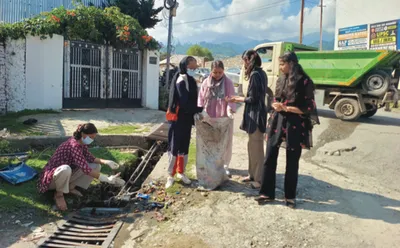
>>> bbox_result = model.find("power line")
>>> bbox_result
[174,0,299,26]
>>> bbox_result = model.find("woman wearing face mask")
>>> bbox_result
[37,123,125,211]
[166,56,202,189]
[256,51,319,208]
[196,60,236,190]
[228,50,267,189]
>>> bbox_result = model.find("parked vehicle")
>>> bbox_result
[225,67,244,96]
[240,41,400,121]
[193,67,210,85]
[225,67,241,84]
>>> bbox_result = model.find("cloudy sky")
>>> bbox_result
[147,0,337,44]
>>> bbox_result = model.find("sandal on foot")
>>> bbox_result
[285,199,296,209]
[240,176,253,183]
[255,195,274,203]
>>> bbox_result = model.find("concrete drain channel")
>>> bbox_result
[38,141,167,248]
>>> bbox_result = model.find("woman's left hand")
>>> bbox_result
[104,160,120,170]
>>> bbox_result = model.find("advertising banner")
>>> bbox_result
[370,20,398,50]
[337,24,368,50]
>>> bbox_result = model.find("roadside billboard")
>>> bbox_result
[337,24,368,50]
[370,20,398,50]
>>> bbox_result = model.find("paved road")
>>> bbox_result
[306,106,400,192]
[232,104,400,192]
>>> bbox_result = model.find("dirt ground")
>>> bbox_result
[5,106,400,248]
[117,106,400,248]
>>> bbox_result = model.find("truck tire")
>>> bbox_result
[362,70,390,97]
[334,98,361,121]
[361,103,378,118]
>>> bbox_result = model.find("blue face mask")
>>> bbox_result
[187,69,195,77]
[82,136,94,145]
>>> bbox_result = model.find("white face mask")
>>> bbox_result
[82,136,94,145]
[187,69,195,77]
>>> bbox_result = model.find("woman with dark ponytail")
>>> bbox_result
[37,123,125,211]
[256,51,319,208]
[227,49,268,189]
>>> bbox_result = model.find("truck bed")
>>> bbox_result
[296,50,400,87]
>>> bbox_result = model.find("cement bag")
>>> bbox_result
[195,117,233,190]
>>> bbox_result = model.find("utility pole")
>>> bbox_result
[299,0,304,44]
[318,0,326,51]
[164,0,179,89]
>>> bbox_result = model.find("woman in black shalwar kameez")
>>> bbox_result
[165,56,202,189]
[256,51,319,208]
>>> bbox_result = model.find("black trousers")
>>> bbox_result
[259,141,302,199]
[167,113,193,156]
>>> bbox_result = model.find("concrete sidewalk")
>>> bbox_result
[14,108,165,136]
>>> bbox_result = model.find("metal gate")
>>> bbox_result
[107,47,141,107]
[63,41,142,108]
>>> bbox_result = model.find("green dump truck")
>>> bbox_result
[239,42,400,121]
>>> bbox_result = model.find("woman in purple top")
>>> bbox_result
[197,60,236,176]
[37,123,125,211]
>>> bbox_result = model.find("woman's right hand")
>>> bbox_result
[272,102,283,112]
[99,173,125,187]
[272,102,288,112]
[194,113,203,121]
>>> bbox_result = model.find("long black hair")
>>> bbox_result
[167,56,197,112]
[275,51,310,103]
[242,50,262,80]
[73,123,98,140]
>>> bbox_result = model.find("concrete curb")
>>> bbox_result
[3,134,152,150]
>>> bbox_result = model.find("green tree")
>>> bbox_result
[96,0,163,29]
[186,44,214,61]
[160,52,168,61]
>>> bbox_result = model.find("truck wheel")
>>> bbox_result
[362,70,390,97]
[361,103,378,118]
[334,98,361,121]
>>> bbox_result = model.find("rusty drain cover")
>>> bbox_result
[37,210,124,248]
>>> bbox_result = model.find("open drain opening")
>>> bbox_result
[77,141,167,209]
[39,140,168,247]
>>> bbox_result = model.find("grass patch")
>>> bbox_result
[0,147,136,213]
[0,109,59,136]
[166,142,196,194]
[98,125,150,135]
[186,143,196,179]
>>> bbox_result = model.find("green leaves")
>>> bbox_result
[0,4,160,50]
[187,45,214,61]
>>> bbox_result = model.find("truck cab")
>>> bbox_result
[239,42,317,95]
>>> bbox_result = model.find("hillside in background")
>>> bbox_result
[162,31,335,58]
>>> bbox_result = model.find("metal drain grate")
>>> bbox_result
[37,211,123,248]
